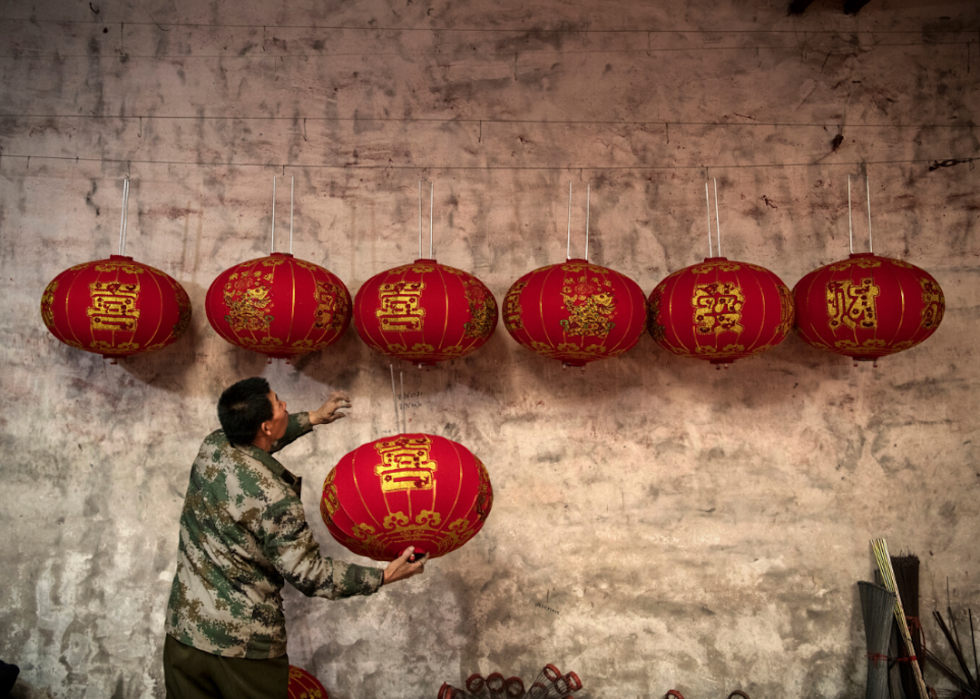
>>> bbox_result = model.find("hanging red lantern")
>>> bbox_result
[647,257,794,365]
[288,665,328,699]
[320,433,493,561]
[40,254,192,358]
[205,252,351,359]
[793,252,944,363]
[353,259,497,367]
[502,259,647,368]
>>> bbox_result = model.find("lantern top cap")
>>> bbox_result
[108,254,135,261]
[413,258,437,264]
[269,252,294,258]
[849,252,877,259]
[701,256,730,262]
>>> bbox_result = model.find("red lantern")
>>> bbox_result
[320,433,493,561]
[648,257,794,365]
[353,259,497,367]
[502,259,647,368]
[793,252,944,363]
[288,665,328,699]
[205,252,351,359]
[40,254,191,358]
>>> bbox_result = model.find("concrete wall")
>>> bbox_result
[1,0,978,697]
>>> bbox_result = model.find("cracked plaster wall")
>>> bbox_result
[0,0,978,697]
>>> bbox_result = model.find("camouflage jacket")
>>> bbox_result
[165,412,384,659]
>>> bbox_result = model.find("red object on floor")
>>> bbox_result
[40,254,191,358]
[205,252,351,359]
[321,433,493,561]
[648,257,794,365]
[287,665,328,699]
[503,259,647,367]
[793,252,944,363]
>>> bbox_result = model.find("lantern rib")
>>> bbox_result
[286,259,297,348]
[350,446,386,550]
[437,264,451,359]
[447,439,465,529]
[62,266,85,349]
[147,266,165,347]
[896,267,908,350]
[537,266,553,357]
[750,265,767,356]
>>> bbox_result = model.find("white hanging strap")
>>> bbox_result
[270,176,277,254]
[566,181,572,261]
[584,182,591,262]
[714,178,721,258]
[847,175,854,255]
[866,176,873,254]
[705,181,713,258]
[400,371,407,434]
[390,365,400,435]
[118,177,130,256]
[429,182,434,259]
[289,176,294,255]
[418,180,422,259]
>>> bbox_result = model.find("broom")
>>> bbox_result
[893,554,923,699]
[860,581,897,699]
[871,538,930,699]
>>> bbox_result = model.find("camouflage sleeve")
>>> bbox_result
[269,413,313,454]
[261,495,384,600]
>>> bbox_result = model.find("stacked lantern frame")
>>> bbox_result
[502,259,648,368]
[353,258,498,367]
[205,252,352,360]
[793,252,945,364]
[321,433,493,561]
[41,254,192,359]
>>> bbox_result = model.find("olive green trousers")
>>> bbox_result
[163,634,289,699]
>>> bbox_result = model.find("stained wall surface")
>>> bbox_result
[1,0,979,697]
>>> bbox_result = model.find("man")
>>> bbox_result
[164,377,426,699]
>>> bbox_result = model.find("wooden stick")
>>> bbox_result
[872,538,929,699]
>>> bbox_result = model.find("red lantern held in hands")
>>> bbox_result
[648,257,795,365]
[288,665,328,699]
[41,254,192,359]
[353,259,497,368]
[320,433,493,561]
[502,259,647,368]
[793,252,944,365]
[205,252,351,360]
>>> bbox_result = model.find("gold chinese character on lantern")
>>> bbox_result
[826,278,879,330]
[87,281,141,331]
[374,436,437,493]
[693,282,745,335]
[376,281,426,332]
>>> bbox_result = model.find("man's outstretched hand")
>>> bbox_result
[310,391,352,425]
[383,547,429,585]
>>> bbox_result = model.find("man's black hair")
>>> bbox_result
[218,377,273,446]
